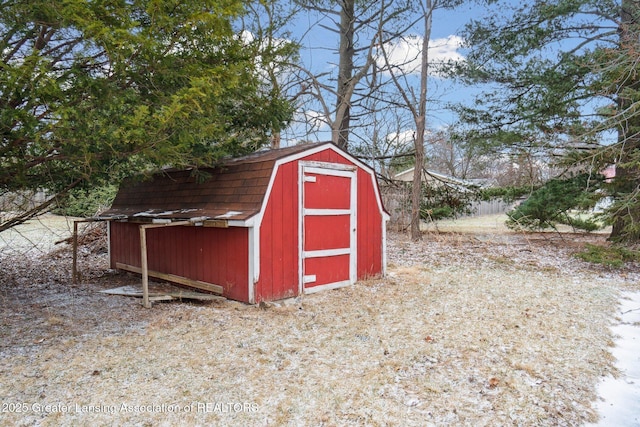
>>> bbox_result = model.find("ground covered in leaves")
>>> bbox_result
[1,217,639,426]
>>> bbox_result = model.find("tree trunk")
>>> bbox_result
[609,0,640,242]
[411,128,425,240]
[410,0,433,241]
[610,158,640,242]
[333,0,355,150]
[271,132,281,149]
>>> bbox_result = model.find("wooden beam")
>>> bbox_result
[140,220,191,229]
[115,263,224,295]
[203,219,229,228]
[127,218,190,225]
[135,220,220,308]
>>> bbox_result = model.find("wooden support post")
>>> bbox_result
[139,225,151,309]
[72,221,79,284]
[138,221,190,309]
[71,218,105,285]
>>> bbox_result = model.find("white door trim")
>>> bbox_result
[298,161,357,295]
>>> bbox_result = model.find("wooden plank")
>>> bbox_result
[99,285,225,301]
[149,295,175,302]
[141,220,191,229]
[115,262,224,295]
[164,291,225,301]
[203,219,229,228]
[100,285,149,297]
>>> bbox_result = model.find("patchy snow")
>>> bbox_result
[131,208,199,218]
[0,214,79,256]
[588,291,640,427]
[215,210,244,219]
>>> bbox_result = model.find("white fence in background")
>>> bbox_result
[380,184,515,231]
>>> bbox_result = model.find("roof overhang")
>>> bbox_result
[94,214,254,228]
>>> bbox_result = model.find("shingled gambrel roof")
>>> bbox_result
[100,142,333,222]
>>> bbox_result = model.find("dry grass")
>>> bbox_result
[421,213,613,236]
[1,216,639,426]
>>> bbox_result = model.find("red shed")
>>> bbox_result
[100,142,389,304]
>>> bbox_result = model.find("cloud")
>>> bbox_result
[238,30,255,44]
[376,35,465,76]
[385,129,418,148]
[296,109,330,131]
[385,128,443,149]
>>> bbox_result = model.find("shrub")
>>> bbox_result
[506,174,604,232]
[575,244,640,267]
[54,185,118,217]
[420,184,476,221]
[479,185,533,203]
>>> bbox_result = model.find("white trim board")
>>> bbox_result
[299,162,357,294]
[303,279,351,294]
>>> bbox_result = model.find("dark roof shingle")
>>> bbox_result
[100,142,332,222]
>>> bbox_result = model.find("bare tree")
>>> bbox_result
[293,0,413,149]
[240,0,302,149]
[375,0,465,240]
[377,1,434,240]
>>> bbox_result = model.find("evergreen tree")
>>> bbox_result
[456,0,640,242]
[0,0,293,231]
[506,174,603,232]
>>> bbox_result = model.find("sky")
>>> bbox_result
[281,2,493,145]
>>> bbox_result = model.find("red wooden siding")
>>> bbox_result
[304,255,350,286]
[356,168,383,277]
[304,215,350,250]
[110,222,250,302]
[254,160,299,302]
[304,173,352,209]
[110,222,142,267]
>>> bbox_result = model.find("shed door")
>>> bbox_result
[300,163,357,294]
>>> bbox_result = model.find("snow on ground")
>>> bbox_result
[0,214,80,256]
[587,291,640,427]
